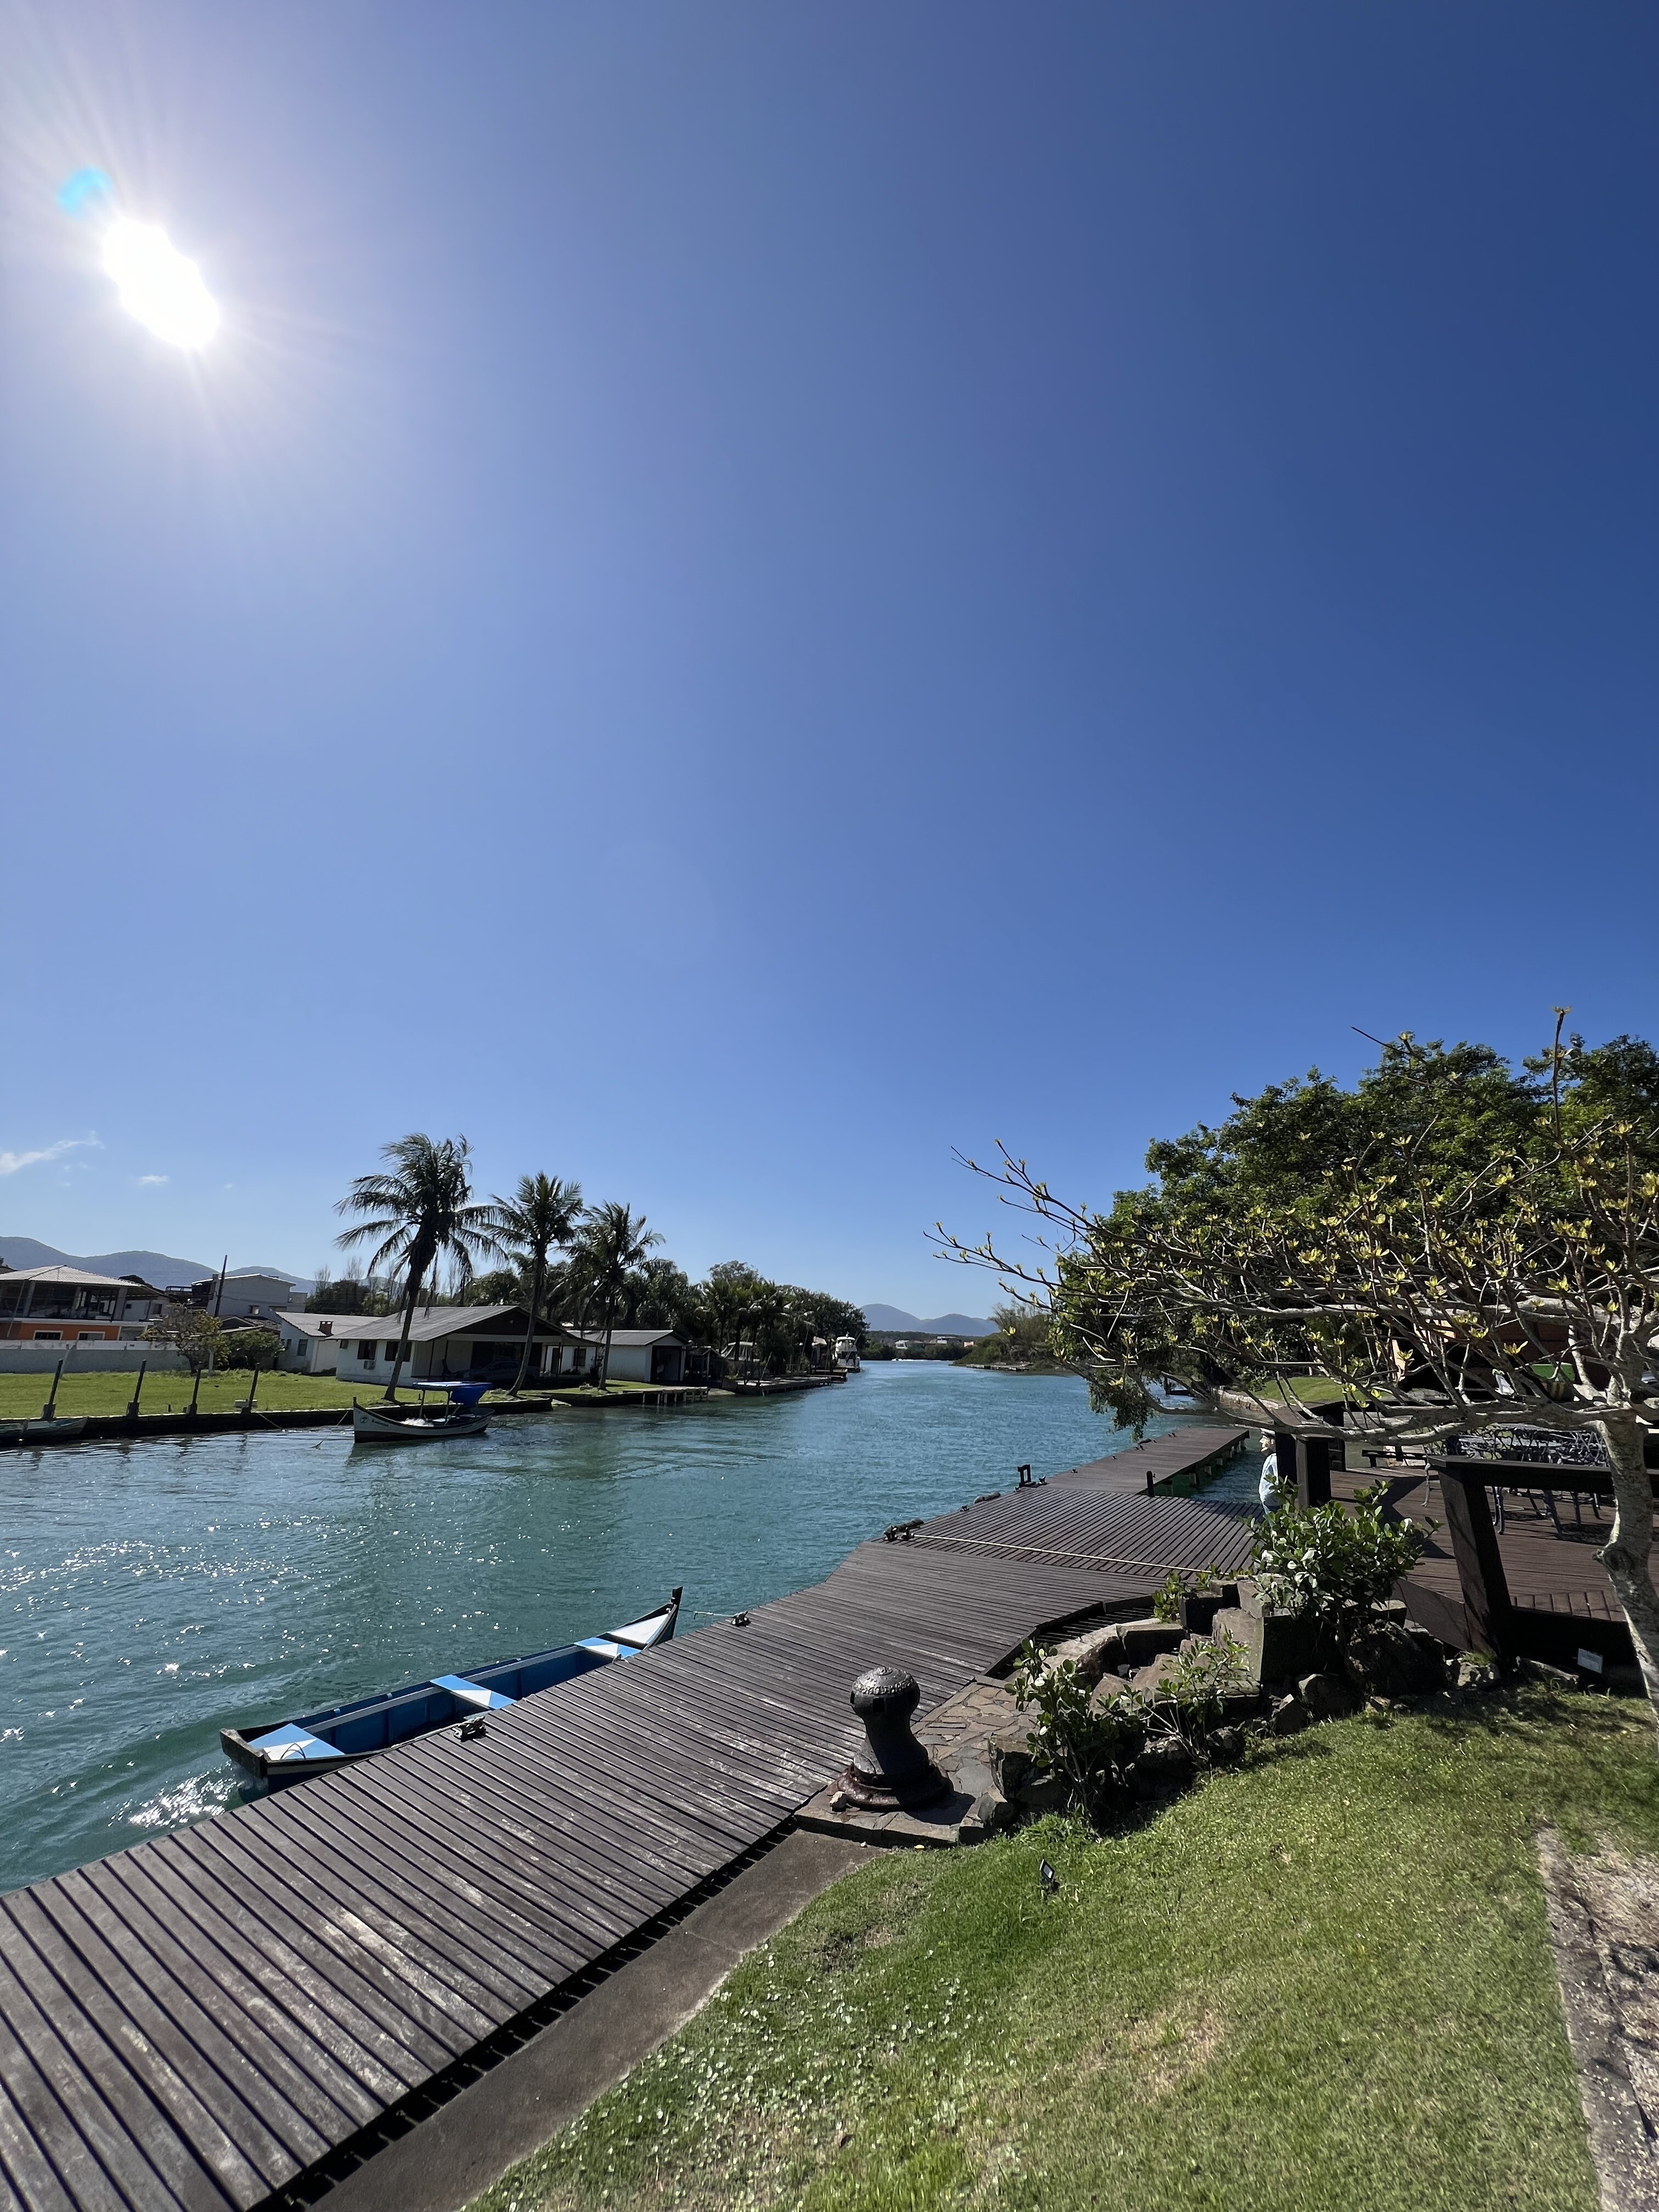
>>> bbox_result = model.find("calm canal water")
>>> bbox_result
[0,1364,1212,1894]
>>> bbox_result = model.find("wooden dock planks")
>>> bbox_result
[0,1423,1246,2212]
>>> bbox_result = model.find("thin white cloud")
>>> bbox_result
[0,1135,101,1177]
[137,1173,168,1186]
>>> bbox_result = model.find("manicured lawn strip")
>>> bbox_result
[0,1371,675,1418]
[471,1689,1659,2212]
[0,1369,369,1417]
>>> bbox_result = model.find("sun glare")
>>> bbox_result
[101,217,218,349]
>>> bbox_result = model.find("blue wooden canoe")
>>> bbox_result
[221,1588,681,1786]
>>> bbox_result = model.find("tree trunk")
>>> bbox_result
[1596,1415,1659,1736]
[384,1268,424,1399]
[511,1254,545,1396]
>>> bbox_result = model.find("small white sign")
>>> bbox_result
[1577,1648,1605,1675]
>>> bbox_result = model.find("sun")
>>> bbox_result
[101,217,219,350]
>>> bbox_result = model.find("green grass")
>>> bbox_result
[0,1370,678,1419]
[471,1688,1659,2212]
[0,1368,370,1417]
[1239,1375,1352,1407]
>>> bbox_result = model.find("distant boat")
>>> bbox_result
[221,1588,682,1787]
[833,1335,861,1373]
[352,1378,490,1441]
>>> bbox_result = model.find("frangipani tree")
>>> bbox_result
[940,1020,1659,1726]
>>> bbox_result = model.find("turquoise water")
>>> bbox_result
[0,1365,1201,1894]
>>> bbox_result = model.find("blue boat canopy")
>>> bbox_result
[408,1380,489,1406]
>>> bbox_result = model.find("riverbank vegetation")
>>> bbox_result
[472,1685,1655,2212]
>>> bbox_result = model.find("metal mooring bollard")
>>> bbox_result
[839,1666,949,1810]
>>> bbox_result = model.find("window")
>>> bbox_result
[32,1330,61,1341]
[359,1341,377,1362]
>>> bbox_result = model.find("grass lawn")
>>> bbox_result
[472,1687,1659,2212]
[0,1368,372,1417]
[0,1370,678,1418]
[1237,1375,1352,1408]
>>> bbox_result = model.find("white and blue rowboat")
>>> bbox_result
[352,1378,490,1441]
[220,1587,682,1786]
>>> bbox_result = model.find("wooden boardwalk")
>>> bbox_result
[0,1423,1247,2212]
[1332,1462,1649,1661]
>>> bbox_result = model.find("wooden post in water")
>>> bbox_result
[127,1362,147,1421]
[42,1359,64,1420]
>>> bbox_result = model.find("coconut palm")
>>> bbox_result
[336,1135,501,1398]
[489,1173,584,1393]
[571,1202,663,1387]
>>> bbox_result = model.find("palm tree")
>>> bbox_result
[571,1202,662,1388]
[336,1135,501,1398]
[489,1173,584,1393]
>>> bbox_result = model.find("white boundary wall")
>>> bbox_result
[0,1345,188,1374]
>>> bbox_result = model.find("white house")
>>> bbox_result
[566,1328,696,1384]
[274,1312,348,1374]
[329,1306,588,1388]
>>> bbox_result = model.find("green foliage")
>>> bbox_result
[304,1268,392,1315]
[217,1328,280,1371]
[143,1306,222,1374]
[1010,1641,1142,1804]
[1252,1481,1431,1623]
[1155,1629,1252,1728]
[1152,1564,1225,1620]
[1152,1571,1186,1623]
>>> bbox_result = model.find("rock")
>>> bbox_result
[1269,1694,1307,1736]
[1220,1687,1266,1724]
[1126,1737,1197,1797]
[946,1753,998,1801]
[1344,1622,1446,1700]
[989,1731,1036,1798]
[1206,1725,1246,1765]
[1454,1652,1500,1694]
[1297,1671,1357,1722]
[1213,1594,1319,1688]
[1121,1620,1188,1666]
[1128,1651,1187,1700]
[1014,1772,1069,1814]
[962,1785,1015,1836]
[1518,1657,1583,1691]
[1047,1624,1128,1686]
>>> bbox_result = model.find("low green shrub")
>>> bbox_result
[1251,1479,1431,1624]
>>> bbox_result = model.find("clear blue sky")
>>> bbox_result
[4,2,1656,1309]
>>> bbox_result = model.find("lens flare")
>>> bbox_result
[101,217,218,349]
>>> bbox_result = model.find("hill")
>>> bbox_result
[0,1239,312,1291]
[862,1304,994,1336]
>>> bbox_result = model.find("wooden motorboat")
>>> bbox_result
[222,1588,682,1786]
[352,1379,490,1441]
[0,1417,89,1448]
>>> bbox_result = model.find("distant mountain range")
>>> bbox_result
[0,1238,312,1291]
[862,1304,994,1337]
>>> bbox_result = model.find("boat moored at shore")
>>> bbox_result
[221,1588,682,1786]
